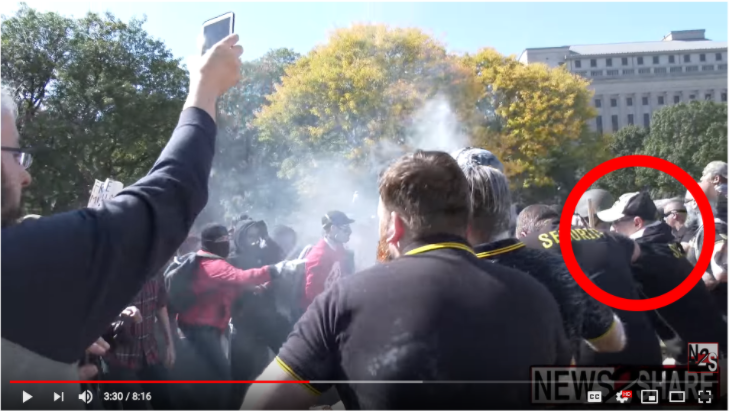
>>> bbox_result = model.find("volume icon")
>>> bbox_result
[79,390,93,404]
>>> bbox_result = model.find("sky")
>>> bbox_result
[1,1,727,70]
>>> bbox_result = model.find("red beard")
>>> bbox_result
[377,237,393,262]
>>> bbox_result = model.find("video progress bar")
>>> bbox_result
[12,380,634,384]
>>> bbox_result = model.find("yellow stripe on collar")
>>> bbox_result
[476,242,526,259]
[405,242,476,256]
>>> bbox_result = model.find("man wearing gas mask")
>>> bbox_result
[302,211,355,308]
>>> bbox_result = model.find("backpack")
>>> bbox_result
[267,259,308,324]
[164,251,222,313]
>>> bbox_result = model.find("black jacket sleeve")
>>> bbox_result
[1,107,216,363]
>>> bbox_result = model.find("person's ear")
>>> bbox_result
[634,216,642,228]
[387,211,405,245]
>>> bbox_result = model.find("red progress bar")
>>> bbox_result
[10,380,309,384]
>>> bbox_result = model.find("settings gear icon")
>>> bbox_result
[616,392,629,403]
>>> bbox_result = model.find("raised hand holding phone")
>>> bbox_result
[200,12,235,56]
[185,33,243,121]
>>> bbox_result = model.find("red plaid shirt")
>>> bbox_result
[104,274,167,370]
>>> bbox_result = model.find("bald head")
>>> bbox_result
[663,199,687,231]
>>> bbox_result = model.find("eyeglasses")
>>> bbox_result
[664,210,686,218]
[1,147,32,169]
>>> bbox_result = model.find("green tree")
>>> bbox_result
[637,101,728,197]
[2,4,188,214]
[198,48,301,226]
[463,48,602,204]
[594,125,648,196]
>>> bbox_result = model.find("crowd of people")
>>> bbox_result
[1,33,727,411]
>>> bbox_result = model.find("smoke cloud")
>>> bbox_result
[204,94,470,271]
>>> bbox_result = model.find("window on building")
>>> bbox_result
[652,56,659,64]
[621,57,628,66]
[590,59,597,68]
[628,114,634,125]
[669,55,675,64]
[643,113,650,128]
[717,53,723,62]
[606,58,612,67]
[689,95,696,100]
[594,99,602,108]
[637,56,644,65]
[722,93,727,102]
[705,94,713,101]
[658,96,665,105]
[642,96,649,106]
[673,95,680,104]
[684,54,691,63]
[654,67,667,74]
[611,115,619,132]
[670,66,683,73]
[596,116,603,134]
[626,97,633,106]
[610,98,617,107]
[575,60,582,69]
[700,54,706,62]
[638,68,651,74]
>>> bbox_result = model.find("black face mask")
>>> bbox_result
[203,241,230,258]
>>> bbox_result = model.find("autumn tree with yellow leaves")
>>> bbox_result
[256,24,605,204]
[462,48,605,204]
[255,24,479,194]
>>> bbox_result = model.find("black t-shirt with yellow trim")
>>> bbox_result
[521,222,663,366]
[276,234,571,410]
[474,238,614,357]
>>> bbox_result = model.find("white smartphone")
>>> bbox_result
[200,12,235,55]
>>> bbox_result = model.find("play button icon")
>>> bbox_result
[22,391,32,403]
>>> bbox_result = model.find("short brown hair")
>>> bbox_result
[379,150,470,237]
[515,204,559,236]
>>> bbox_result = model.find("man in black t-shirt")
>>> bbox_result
[242,151,571,410]
[516,205,664,367]
[597,191,727,363]
[455,158,624,359]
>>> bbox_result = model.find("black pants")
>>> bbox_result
[178,324,230,410]
[229,296,294,408]
[101,362,171,410]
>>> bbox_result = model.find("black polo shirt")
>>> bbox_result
[522,222,663,366]
[276,235,571,410]
[474,239,615,357]
[632,222,727,361]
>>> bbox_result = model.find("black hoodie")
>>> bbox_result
[229,219,283,270]
[632,222,727,361]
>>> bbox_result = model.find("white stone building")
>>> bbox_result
[518,30,727,133]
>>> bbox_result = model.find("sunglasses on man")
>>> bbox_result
[664,210,686,218]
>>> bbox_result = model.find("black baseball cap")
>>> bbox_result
[597,192,657,222]
[322,210,355,227]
